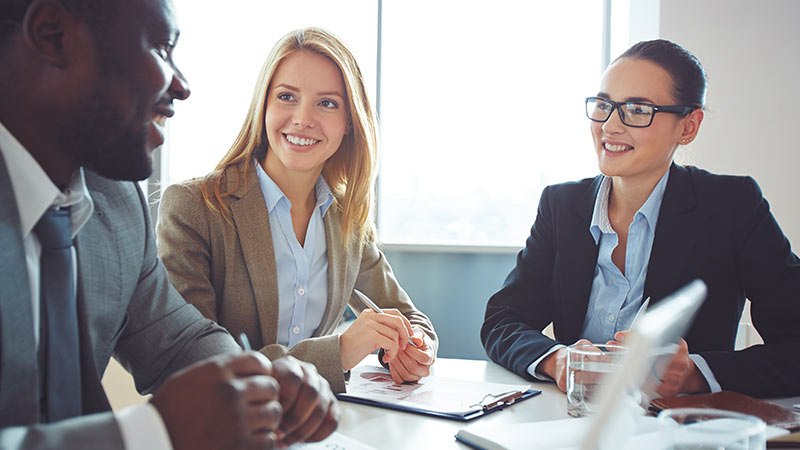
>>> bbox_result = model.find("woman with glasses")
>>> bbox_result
[157,28,437,393]
[481,39,800,398]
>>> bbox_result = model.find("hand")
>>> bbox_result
[151,352,281,450]
[610,332,709,397]
[538,338,592,392]
[339,308,413,371]
[384,328,436,384]
[270,356,340,447]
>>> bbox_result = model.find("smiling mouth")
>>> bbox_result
[285,134,319,146]
[152,114,168,128]
[604,143,633,153]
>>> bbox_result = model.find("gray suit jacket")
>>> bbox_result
[0,155,240,449]
[157,162,437,393]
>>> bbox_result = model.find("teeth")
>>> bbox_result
[286,134,318,146]
[604,143,631,152]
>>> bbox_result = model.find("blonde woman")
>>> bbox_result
[157,28,437,392]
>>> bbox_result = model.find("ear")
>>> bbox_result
[678,108,704,146]
[21,0,73,68]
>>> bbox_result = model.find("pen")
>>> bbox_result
[238,332,252,351]
[353,289,417,348]
[629,297,651,330]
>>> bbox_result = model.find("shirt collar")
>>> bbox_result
[255,159,333,216]
[589,168,671,243]
[0,121,94,239]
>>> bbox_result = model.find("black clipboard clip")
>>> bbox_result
[469,390,525,411]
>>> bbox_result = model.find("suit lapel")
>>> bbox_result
[228,165,281,347]
[644,164,707,305]
[317,208,347,335]
[557,177,602,342]
[0,154,39,425]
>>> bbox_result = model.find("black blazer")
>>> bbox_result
[481,163,800,398]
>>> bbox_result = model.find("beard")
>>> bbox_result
[61,76,155,182]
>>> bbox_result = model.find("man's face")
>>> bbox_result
[64,0,189,181]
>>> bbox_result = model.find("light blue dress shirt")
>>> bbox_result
[581,169,670,342]
[255,161,333,348]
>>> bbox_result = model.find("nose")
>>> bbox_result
[292,101,315,128]
[169,66,191,101]
[601,107,625,135]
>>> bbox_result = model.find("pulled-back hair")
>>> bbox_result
[616,39,707,109]
[200,27,378,244]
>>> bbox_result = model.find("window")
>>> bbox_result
[161,1,628,248]
[378,1,609,247]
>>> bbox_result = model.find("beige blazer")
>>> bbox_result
[157,162,437,392]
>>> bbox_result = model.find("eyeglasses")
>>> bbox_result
[585,97,694,128]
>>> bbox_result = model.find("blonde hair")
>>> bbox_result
[200,27,378,242]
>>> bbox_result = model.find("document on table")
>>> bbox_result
[290,431,375,449]
[336,365,539,421]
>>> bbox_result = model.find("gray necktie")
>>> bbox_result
[35,208,82,422]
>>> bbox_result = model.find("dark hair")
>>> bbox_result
[0,0,115,46]
[616,39,707,109]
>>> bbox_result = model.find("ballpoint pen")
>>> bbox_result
[238,332,252,351]
[352,289,418,348]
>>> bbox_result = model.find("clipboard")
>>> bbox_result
[336,365,540,422]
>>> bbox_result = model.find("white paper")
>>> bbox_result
[290,431,376,450]
[340,365,531,416]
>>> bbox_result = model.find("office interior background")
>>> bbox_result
[104,0,800,407]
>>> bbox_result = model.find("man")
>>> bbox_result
[0,0,338,448]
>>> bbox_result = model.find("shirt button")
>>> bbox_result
[608,314,615,322]
[292,326,301,335]
[298,287,305,296]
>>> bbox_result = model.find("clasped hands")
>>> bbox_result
[539,332,709,397]
[151,352,338,450]
[340,308,435,384]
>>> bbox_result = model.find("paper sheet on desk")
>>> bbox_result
[456,416,665,450]
[340,365,532,417]
[290,431,375,449]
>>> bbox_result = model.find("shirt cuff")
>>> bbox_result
[526,344,567,381]
[116,403,173,450]
[689,354,722,393]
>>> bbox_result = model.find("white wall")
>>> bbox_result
[659,0,800,246]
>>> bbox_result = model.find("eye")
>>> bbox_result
[625,103,652,116]
[277,93,296,102]
[319,99,338,109]
[154,41,175,61]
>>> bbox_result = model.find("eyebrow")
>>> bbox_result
[597,92,656,103]
[274,83,345,98]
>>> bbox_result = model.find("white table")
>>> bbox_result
[335,355,567,449]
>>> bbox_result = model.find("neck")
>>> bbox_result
[608,166,669,218]
[261,155,319,211]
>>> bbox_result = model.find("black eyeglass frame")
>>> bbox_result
[585,96,695,128]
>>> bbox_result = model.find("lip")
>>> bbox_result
[282,133,320,150]
[154,104,175,118]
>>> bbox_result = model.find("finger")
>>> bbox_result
[303,404,340,443]
[240,374,281,405]
[224,352,273,377]
[246,399,283,435]
[389,356,414,384]
[614,330,631,342]
[371,312,412,349]
[280,368,334,445]
[404,344,434,368]
[383,309,415,337]
[396,349,430,379]
[248,429,279,450]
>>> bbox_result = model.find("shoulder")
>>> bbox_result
[83,169,146,219]
[679,165,763,206]
[539,175,601,210]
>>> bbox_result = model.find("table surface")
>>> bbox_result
[335,355,567,449]
[336,355,800,450]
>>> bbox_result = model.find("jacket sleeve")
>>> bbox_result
[699,176,800,397]
[351,239,438,353]
[481,185,563,379]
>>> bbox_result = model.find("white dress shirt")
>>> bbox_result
[0,121,173,450]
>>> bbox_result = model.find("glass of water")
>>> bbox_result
[566,343,628,417]
[657,408,766,450]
